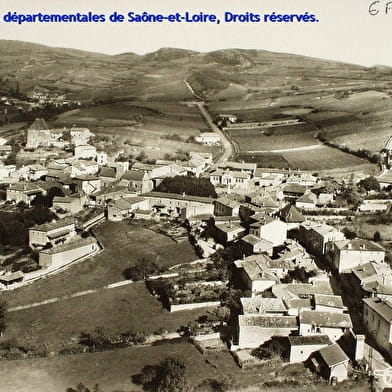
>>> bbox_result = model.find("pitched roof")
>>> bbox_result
[279,204,305,223]
[241,297,286,314]
[99,167,117,179]
[31,219,75,233]
[314,294,345,309]
[288,335,331,346]
[215,197,241,209]
[142,191,215,204]
[296,191,317,204]
[333,239,385,252]
[299,310,352,329]
[283,184,307,194]
[241,234,273,248]
[363,297,392,323]
[239,314,297,328]
[122,169,146,181]
[28,117,49,130]
[318,343,349,367]
[40,237,97,255]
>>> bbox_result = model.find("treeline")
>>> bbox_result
[155,175,217,198]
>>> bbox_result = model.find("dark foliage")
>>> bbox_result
[281,266,317,283]
[123,258,164,281]
[155,176,217,198]
[0,206,56,246]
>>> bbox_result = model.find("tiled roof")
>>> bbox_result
[239,314,297,328]
[314,294,345,309]
[363,297,392,323]
[288,335,331,346]
[333,239,385,252]
[28,117,49,130]
[241,297,286,315]
[31,219,75,233]
[318,343,349,367]
[299,310,352,329]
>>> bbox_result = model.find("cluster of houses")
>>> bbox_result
[2,116,392,384]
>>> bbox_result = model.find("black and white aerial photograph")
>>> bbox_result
[0,0,392,391]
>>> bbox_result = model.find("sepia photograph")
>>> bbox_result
[0,0,392,391]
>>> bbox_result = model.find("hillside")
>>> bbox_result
[2,40,392,102]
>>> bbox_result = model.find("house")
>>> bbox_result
[214,222,245,244]
[254,168,287,187]
[71,160,98,178]
[189,152,213,168]
[142,191,215,219]
[248,214,287,247]
[295,191,317,210]
[237,315,297,349]
[96,151,108,166]
[107,197,150,221]
[349,261,392,300]
[121,170,153,193]
[378,172,392,189]
[26,164,48,181]
[382,135,392,169]
[52,195,84,215]
[0,271,24,287]
[208,170,251,190]
[278,204,306,229]
[358,199,392,212]
[363,297,392,358]
[29,219,76,249]
[72,175,101,195]
[312,343,349,383]
[283,184,307,202]
[240,297,287,316]
[88,185,134,207]
[195,132,221,145]
[26,118,64,149]
[298,222,345,256]
[286,171,318,187]
[314,294,347,313]
[6,183,44,205]
[74,144,97,160]
[325,239,385,273]
[70,127,93,146]
[240,235,274,256]
[299,310,353,342]
[0,165,17,183]
[234,256,278,297]
[214,197,241,216]
[272,279,335,301]
[0,145,12,160]
[218,161,257,176]
[288,335,331,363]
[97,166,118,187]
[245,193,279,214]
[39,237,99,269]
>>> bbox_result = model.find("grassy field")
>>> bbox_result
[3,282,210,351]
[1,221,198,308]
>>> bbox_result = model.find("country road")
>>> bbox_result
[183,79,235,166]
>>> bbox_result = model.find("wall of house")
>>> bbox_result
[363,302,392,356]
[238,325,297,349]
[29,224,76,248]
[329,363,348,383]
[334,249,385,273]
[299,324,346,343]
[289,343,329,363]
[259,221,287,246]
[39,240,98,269]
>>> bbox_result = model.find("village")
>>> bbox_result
[0,113,391,391]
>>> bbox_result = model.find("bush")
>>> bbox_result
[123,258,163,281]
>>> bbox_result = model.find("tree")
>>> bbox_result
[374,231,382,242]
[0,300,8,336]
[123,258,163,281]
[155,176,217,198]
[156,357,191,392]
[281,266,317,283]
[358,176,380,193]
[251,337,287,360]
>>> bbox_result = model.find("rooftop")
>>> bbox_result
[314,294,345,309]
[241,297,287,315]
[333,239,385,252]
[299,310,352,329]
[215,197,241,209]
[363,297,392,323]
[239,314,297,328]
[241,234,273,248]
[28,117,49,131]
[318,343,349,367]
[279,203,306,222]
[142,191,215,204]
[40,237,97,255]
[288,335,331,346]
[31,219,75,233]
